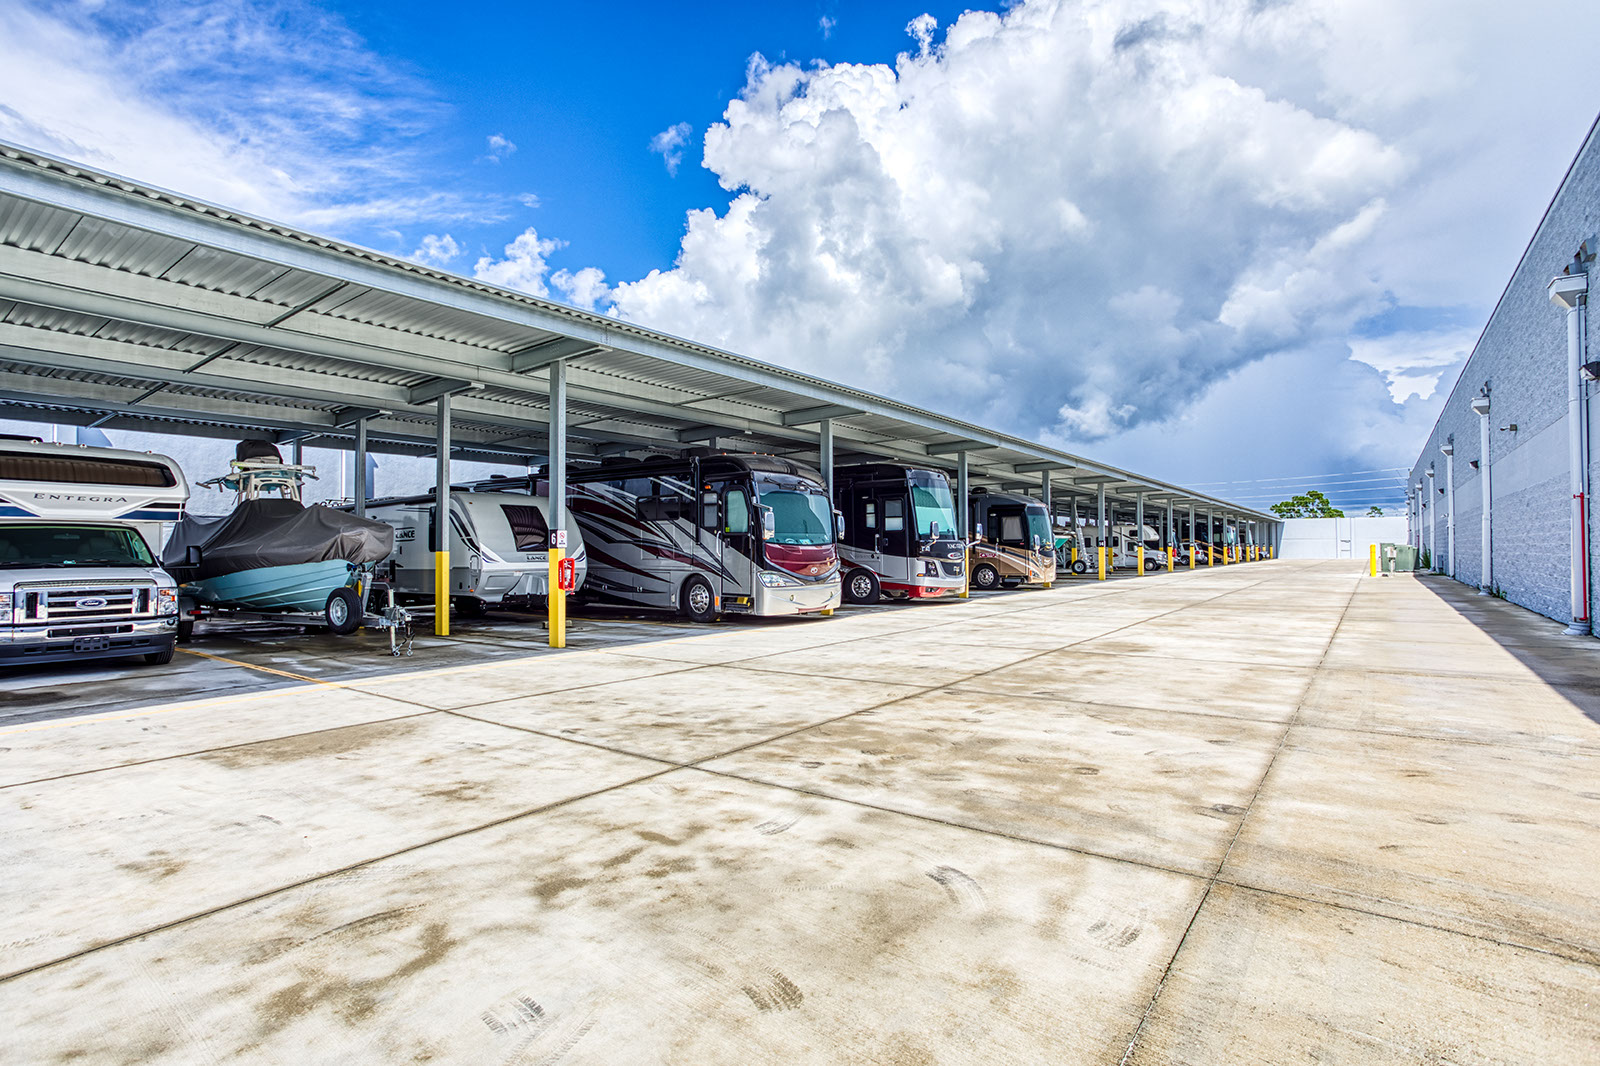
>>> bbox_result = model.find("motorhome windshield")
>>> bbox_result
[755,475,833,546]
[1026,508,1052,548]
[0,523,155,569]
[909,473,957,537]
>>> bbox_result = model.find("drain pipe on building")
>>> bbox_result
[1441,438,1456,579]
[1471,390,1492,595]
[1426,463,1437,570]
[1550,271,1590,636]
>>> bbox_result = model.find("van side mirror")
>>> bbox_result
[184,545,203,567]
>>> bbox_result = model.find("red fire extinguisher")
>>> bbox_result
[557,556,578,592]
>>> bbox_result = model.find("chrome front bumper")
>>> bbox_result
[752,577,842,616]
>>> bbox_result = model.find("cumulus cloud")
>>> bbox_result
[552,267,612,311]
[484,132,516,163]
[410,233,463,268]
[474,227,566,297]
[648,121,693,176]
[603,0,1599,480]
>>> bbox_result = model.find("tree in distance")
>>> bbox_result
[1270,490,1345,518]
[1367,506,1385,517]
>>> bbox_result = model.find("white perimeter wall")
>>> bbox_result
[1279,517,1409,559]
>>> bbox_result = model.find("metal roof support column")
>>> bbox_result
[291,439,303,465]
[956,451,970,539]
[547,361,568,648]
[1207,509,1215,565]
[434,394,451,637]
[957,451,971,599]
[818,418,835,503]
[1134,492,1145,576]
[353,416,368,520]
[1097,484,1106,542]
[1040,471,1052,513]
[1166,499,1175,551]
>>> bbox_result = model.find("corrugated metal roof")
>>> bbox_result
[0,140,1277,523]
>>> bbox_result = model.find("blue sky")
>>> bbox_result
[4,0,1600,513]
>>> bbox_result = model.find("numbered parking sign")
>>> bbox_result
[550,529,568,549]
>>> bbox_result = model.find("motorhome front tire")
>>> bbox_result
[971,563,1000,590]
[844,568,880,605]
[681,576,718,623]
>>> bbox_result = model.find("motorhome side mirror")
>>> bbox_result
[759,504,776,541]
[184,545,203,567]
[834,509,845,542]
[929,521,940,539]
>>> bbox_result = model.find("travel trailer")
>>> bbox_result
[361,490,586,614]
[833,463,964,603]
[0,439,186,667]
[967,489,1057,590]
[568,453,842,621]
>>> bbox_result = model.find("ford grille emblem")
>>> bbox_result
[75,597,107,610]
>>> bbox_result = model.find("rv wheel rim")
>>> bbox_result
[850,574,873,599]
[689,583,711,614]
[328,599,348,625]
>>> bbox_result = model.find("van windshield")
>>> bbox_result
[0,523,155,569]
[909,473,957,537]
[755,475,833,546]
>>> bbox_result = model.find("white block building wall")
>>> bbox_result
[1278,517,1408,560]
[1409,115,1600,624]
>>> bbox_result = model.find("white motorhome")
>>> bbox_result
[361,491,586,613]
[0,439,186,667]
[1082,522,1164,571]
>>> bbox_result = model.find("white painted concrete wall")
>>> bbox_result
[1279,516,1409,559]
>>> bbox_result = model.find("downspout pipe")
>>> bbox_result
[1551,273,1590,635]
[1426,463,1436,570]
[1441,439,1456,579]
[1471,393,1492,594]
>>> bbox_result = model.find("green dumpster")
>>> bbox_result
[1393,545,1417,572]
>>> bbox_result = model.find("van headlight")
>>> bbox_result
[758,571,799,588]
[156,588,178,615]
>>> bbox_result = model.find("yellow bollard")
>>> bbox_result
[434,549,450,636]
[547,546,566,648]
[1071,545,1078,568]
[1189,545,1196,569]
[1136,545,1144,576]
[1207,545,1214,567]
[1369,543,1378,577]
[1097,545,1107,581]
[959,546,970,598]
[1167,546,1175,572]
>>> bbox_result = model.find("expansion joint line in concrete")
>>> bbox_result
[1115,572,1360,1066]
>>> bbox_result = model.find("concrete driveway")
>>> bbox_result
[2,561,1596,1064]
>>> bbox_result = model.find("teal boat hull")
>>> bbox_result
[186,560,357,613]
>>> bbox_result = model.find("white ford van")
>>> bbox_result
[0,440,186,667]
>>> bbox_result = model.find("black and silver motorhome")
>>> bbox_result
[568,453,842,622]
[833,463,964,603]
[967,488,1057,590]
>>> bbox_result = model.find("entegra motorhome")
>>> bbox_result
[833,463,964,603]
[967,488,1057,590]
[568,453,842,621]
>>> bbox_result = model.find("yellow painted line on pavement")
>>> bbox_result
[177,646,329,685]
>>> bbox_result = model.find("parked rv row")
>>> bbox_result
[2,437,1202,671]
